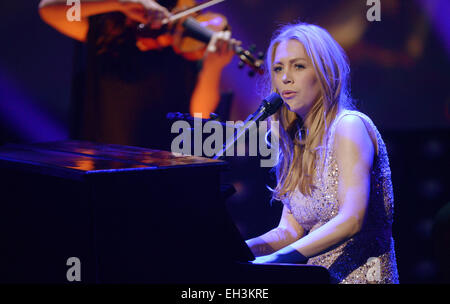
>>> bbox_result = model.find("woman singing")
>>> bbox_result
[246,22,399,284]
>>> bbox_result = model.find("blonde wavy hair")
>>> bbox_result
[267,22,355,199]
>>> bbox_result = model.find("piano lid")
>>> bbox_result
[0,140,226,180]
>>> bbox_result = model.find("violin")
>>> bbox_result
[134,0,264,75]
[181,16,264,75]
[134,0,201,51]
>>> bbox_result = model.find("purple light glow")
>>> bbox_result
[417,0,450,56]
[199,15,224,27]
[0,69,68,142]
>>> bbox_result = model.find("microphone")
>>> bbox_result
[213,93,283,159]
[243,92,284,124]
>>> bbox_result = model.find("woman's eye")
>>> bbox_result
[272,66,282,73]
[295,64,305,70]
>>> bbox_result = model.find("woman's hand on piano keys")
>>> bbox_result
[251,246,308,264]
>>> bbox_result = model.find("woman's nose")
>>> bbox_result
[282,70,292,84]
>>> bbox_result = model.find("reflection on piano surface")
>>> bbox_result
[0,140,329,283]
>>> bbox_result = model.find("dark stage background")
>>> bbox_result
[0,0,449,283]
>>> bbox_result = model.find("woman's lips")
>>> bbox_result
[282,91,297,99]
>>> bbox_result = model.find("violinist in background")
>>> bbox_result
[39,0,235,149]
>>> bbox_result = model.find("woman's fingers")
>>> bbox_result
[119,0,171,26]
[122,5,149,24]
[203,31,240,70]
[206,31,220,53]
[144,0,171,23]
[207,31,240,55]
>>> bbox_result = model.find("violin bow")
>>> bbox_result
[138,0,225,30]
[163,0,226,24]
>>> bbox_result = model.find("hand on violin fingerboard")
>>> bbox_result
[203,31,241,70]
[118,0,170,28]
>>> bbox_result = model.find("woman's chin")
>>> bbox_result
[285,103,301,115]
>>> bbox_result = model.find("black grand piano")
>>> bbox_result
[0,140,329,284]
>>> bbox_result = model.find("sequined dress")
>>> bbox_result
[284,110,399,284]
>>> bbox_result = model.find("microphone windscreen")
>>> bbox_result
[263,93,284,116]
